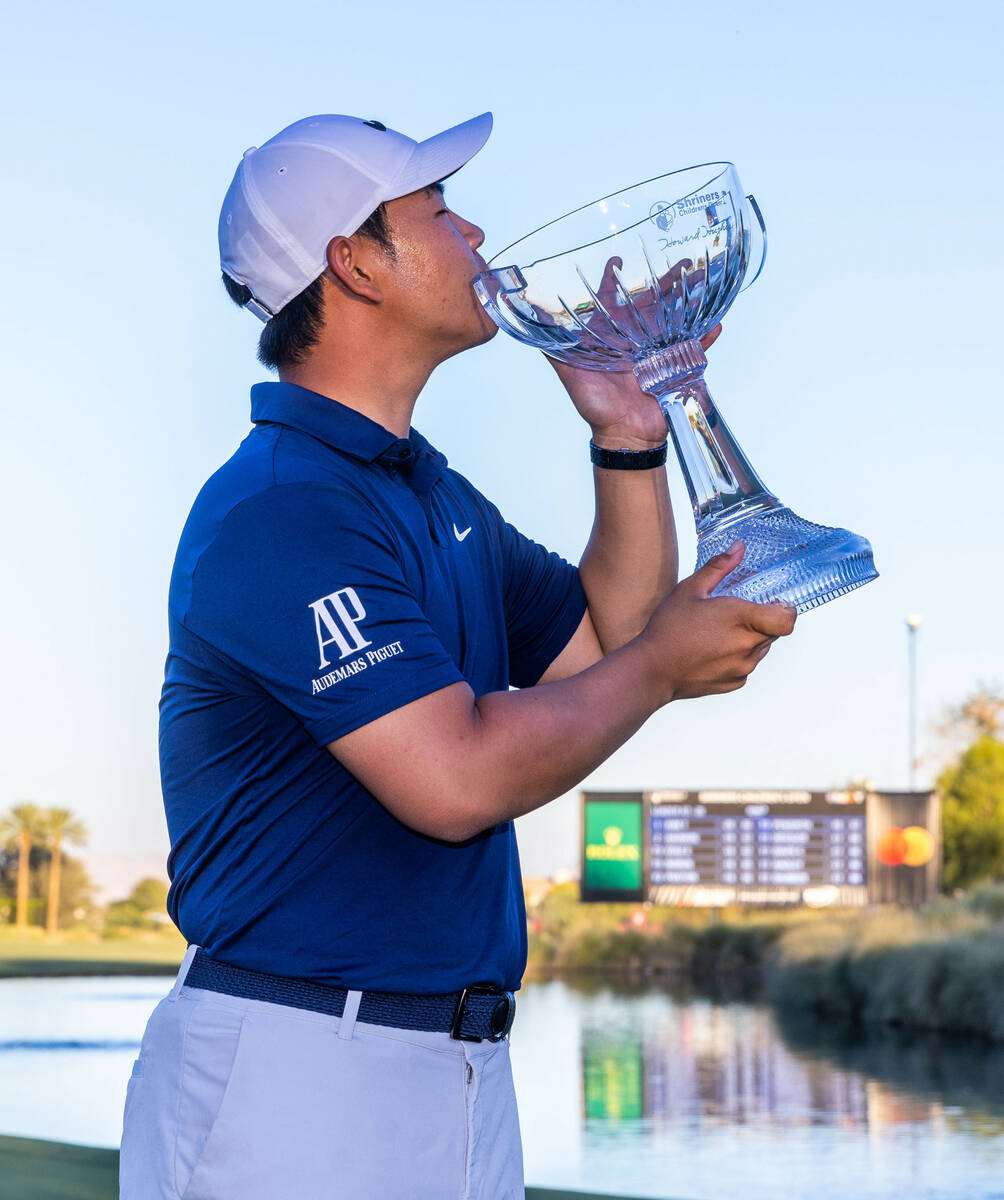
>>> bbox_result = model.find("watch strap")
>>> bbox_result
[589,439,668,470]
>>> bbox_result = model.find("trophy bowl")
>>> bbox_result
[474,163,878,612]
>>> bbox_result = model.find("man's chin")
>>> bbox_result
[475,301,500,342]
[462,308,500,351]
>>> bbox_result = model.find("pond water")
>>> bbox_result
[1,974,1003,1199]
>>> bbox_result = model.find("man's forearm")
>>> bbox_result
[578,458,678,654]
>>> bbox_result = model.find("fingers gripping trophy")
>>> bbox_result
[474,163,878,611]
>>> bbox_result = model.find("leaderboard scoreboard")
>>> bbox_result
[581,789,940,907]
[648,790,867,907]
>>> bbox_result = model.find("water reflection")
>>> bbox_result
[584,1031,644,1120]
[514,976,1004,1199]
[776,1007,1004,1132]
[581,994,870,1128]
[574,977,1004,1132]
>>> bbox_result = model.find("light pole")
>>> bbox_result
[905,614,922,790]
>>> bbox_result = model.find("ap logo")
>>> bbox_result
[309,587,372,668]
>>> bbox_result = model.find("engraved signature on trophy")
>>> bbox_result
[658,216,731,253]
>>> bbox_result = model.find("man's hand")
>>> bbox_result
[639,542,797,702]
[545,256,722,448]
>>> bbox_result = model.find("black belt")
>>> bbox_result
[183,949,516,1043]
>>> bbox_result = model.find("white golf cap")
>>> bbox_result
[219,111,493,322]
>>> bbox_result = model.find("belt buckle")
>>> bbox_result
[450,982,516,1043]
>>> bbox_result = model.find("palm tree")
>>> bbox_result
[1,804,44,929]
[39,808,88,934]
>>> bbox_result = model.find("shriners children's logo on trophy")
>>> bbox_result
[474,163,878,612]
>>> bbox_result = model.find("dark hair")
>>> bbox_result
[221,203,395,372]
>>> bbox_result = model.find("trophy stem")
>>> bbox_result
[635,341,778,534]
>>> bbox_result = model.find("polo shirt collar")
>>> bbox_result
[250,381,449,543]
[251,381,402,464]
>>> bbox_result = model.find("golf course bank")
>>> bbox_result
[0,927,185,978]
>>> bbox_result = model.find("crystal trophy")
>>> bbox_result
[473,163,877,611]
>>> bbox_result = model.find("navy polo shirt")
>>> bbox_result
[160,381,587,993]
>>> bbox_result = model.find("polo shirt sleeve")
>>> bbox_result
[177,483,465,746]
[495,512,588,688]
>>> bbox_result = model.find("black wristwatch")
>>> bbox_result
[589,438,669,470]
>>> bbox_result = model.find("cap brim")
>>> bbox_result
[386,112,493,200]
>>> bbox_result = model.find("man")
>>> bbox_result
[120,111,795,1200]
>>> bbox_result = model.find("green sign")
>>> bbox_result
[583,799,643,894]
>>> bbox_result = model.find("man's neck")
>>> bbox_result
[279,340,437,439]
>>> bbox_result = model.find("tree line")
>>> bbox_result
[0,804,170,935]
[0,803,87,932]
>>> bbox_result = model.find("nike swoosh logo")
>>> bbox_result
[453,523,472,542]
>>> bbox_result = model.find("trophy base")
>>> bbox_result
[695,505,878,612]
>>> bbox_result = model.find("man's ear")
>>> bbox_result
[325,236,385,303]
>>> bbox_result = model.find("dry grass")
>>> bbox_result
[766,894,1004,1041]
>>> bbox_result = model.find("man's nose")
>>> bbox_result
[455,213,485,253]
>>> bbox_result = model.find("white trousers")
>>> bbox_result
[120,947,524,1200]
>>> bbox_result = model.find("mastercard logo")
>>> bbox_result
[876,826,935,867]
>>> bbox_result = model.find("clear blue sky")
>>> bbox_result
[2,0,1001,879]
